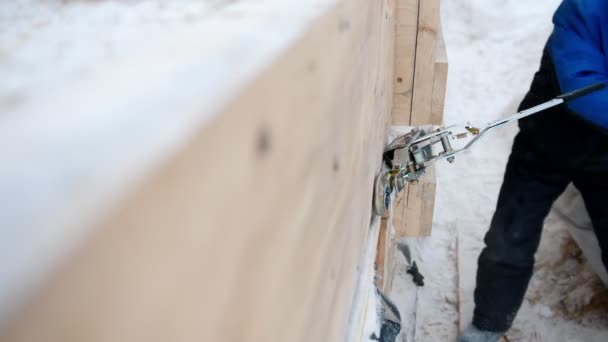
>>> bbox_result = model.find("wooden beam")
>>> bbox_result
[0,1,397,341]
[417,165,437,237]
[393,165,436,238]
[393,186,411,238]
[410,0,440,126]
[392,1,445,239]
[392,0,420,125]
[348,217,383,342]
[376,219,389,290]
[431,20,448,125]
[375,213,399,294]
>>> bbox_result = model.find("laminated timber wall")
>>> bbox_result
[0,1,396,342]
[0,0,446,341]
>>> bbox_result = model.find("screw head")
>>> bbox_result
[447,156,455,163]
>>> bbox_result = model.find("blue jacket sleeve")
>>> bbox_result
[548,0,608,129]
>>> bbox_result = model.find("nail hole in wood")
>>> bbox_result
[338,18,350,32]
[256,125,271,157]
[307,61,317,73]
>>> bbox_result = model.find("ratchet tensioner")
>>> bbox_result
[373,82,606,217]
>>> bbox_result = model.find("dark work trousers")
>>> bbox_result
[472,45,608,332]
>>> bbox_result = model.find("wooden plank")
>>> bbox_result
[376,219,389,290]
[0,1,397,341]
[410,0,440,126]
[375,196,399,293]
[349,217,383,342]
[430,19,448,126]
[377,216,398,295]
[393,185,411,238]
[389,127,414,239]
[392,1,445,238]
[392,0,420,125]
[418,165,437,236]
[384,217,399,294]
[377,189,399,294]
[394,165,436,238]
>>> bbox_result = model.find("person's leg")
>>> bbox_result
[471,135,571,333]
[572,166,608,273]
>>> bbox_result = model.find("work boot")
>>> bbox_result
[457,324,504,342]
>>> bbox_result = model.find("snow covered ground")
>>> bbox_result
[392,0,608,341]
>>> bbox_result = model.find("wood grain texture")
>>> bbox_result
[0,0,396,341]
[410,0,440,126]
[384,217,398,294]
[392,0,420,125]
[431,20,448,126]
[376,208,399,294]
[394,165,436,238]
[418,166,437,237]
[376,219,389,290]
[0,0,343,321]
[392,2,445,239]
[393,186,411,238]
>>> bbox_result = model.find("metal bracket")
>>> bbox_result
[374,127,447,216]
[373,129,421,216]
